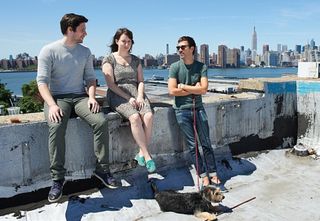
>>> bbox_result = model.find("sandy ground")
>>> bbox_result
[0,148,319,221]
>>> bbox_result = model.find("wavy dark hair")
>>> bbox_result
[60,13,88,35]
[110,28,134,52]
[178,36,196,55]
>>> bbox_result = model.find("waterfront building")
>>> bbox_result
[166,44,169,55]
[194,46,199,61]
[226,48,240,68]
[310,39,316,49]
[210,52,217,66]
[143,54,158,67]
[262,44,269,55]
[281,51,292,66]
[282,45,288,52]
[269,51,279,66]
[240,46,245,66]
[200,44,209,66]
[277,44,282,53]
[156,54,165,67]
[262,51,269,66]
[217,45,227,68]
[165,53,180,66]
[245,48,252,66]
[254,54,262,66]
[295,45,302,54]
[0,59,9,69]
[309,50,320,62]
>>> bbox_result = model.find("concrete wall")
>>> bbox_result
[296,80,320,153]
[0,82,298,197]
[298,62,320,78]
[206,81,297,155]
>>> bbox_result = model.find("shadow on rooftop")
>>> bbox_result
[65,166,195,221]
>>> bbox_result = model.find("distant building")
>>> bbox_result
[281,51,291,66]
[166,44,169,55]
[309,50,320,62]
[245,48,252,66]
[252,26,257,51]
[194,46,199,61]
[268,51,279,66]
[200,44,209,66]
[262,44,269,55]
[282,45,288,52]
[165,53,180,66]
[0,59,9,69]
[156,54,165,67]
[277,44,282,53]
[240,46,245,66]
[295,45,302,54]
[144,57,158,67]
[229,48,240,68]
[210,52,217,66]
[217,45,227,68]
[310,39,316,49]
[251,27,257,65]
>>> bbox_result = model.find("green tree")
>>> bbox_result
[0,80,13,111]
[18,80,44,113]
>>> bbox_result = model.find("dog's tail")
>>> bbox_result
[150,179,159,194]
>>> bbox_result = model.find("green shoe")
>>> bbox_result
[146,159,156,173]
[135,154,146,166]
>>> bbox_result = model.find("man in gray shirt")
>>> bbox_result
[37,13,117,203]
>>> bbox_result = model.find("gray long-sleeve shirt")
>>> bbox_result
[36,39,96,95]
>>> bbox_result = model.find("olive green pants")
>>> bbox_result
[44,94,109,181]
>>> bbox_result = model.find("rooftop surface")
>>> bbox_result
[0,148,319,221]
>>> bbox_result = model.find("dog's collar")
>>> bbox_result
[201,191,214,204]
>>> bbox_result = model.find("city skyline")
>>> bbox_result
[1,0,320,58]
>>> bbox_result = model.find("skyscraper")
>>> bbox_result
[240,46,245,65]
[251,27,257,64]
[263,44,269,55]
[217,45,227,68]
[295,45,302,54]
[166,44,169,55]
[277,44,282,53]
[282,45,288,52]
[310,39,316,50]
[200,44,209,66]
[252,26,257,51]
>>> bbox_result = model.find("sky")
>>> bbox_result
[1,0,320,59]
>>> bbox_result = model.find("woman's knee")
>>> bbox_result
[129,113,141,125]
[144,112,153,123]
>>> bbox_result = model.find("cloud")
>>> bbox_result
[279,4,320,20]
[171,15,250,22]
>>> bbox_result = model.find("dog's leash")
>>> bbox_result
[217,196,256,216]
[192,96,200,191]
[230,196,256,210]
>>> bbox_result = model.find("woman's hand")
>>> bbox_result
[129,97,139,110]
[136,96,145,110]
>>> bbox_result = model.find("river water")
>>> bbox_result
[0,67,297,96]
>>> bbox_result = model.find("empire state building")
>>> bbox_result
[251,26,257,64]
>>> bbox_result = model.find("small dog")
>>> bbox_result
[151,182,225,221]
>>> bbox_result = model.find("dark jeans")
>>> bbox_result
[175,107,217,178]
[44,94,109,180]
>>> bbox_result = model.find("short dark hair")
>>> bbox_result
[60,13,88,35]
[178,36,196,55]
[110,28,134,52]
